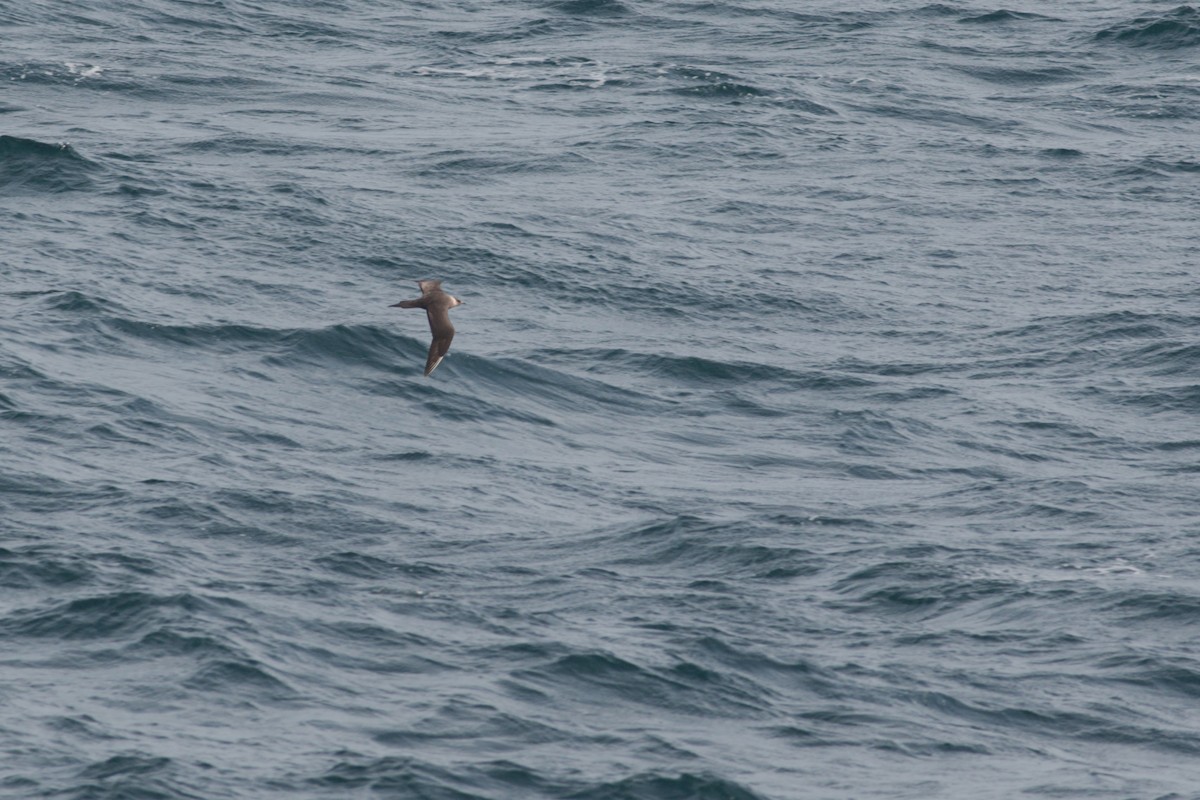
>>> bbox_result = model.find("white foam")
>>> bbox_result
[64,62,103,79]
[414,57,611,88]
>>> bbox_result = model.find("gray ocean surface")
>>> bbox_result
[3,1,1199,798]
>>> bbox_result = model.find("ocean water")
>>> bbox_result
[2,1,1199,797]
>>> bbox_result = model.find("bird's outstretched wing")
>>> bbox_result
[424,306,456,377]
[418,279,443,296]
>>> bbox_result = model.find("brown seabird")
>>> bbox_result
[389,280,465,377]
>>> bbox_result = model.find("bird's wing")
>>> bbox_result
[417,279,443,296]
[424,306,456,377]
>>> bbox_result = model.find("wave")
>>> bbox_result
[599,514,823,579]
[315,551,445,580]
[958,9,1061,25]
[97,313,678,425]
[67,753,193,800]
[0,545,95,590]
[2,590,235,640]
[954,65,1083,86]
[663,66,769,100]
[1086,382,1200,416]
[1095,6,1200,49]
[105,318,399,362]
[569,772,769,800]
[984,310,1191,348]
[548,0,632,17]
[312,754,764,800]
[418,150,594,180]
[534,346,873,390]
[0,134,98,193]
[515,647,768,716]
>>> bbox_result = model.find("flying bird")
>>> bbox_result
[389,280,465,377]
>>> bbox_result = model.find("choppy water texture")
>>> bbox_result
[3,1,1199,798]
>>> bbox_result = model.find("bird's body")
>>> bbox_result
[390,280,464,377]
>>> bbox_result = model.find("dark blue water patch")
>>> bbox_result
[183,657,298,699]
[0,134,98,193]
[514,648,767,717]
[0,471,130,516]
[178,131,351,157]
[80,753,172,782]
[462,354,669,414]
[1105,590,1200,624]
[306,758,469,797]
[372,450,434,462]
[64,752,209,800]
[774,95,838,115]
[267,180,332,205]
[1098,653,1200,698]
[212,486,318,517]
[915,477,1135,529]
[372,702,569,749]
[669,3,846,27]
[831,559,981,618]
[662,66,768,100]
[548,0,631,17]
[683,390,790,420]
[984,310,1191,351]
[610,523,825,580]
[129,3,255,36]
[378,379,560,427]
[908,689,1200,756]
[912,4,966,17]
[304,619,442,659]
[0,546,95,590]
[1152,439,1200,454]
[580,349,875,389]
[571,772,769,800]
[835,409,943,455]
[1141,156,1200,175]
[105,319,408,373]
[315,551,445,580]
[692,636,838,694]
[1040,147,1085,159]
[953,65,1083,86]
[849,93,1019,133]
[434,16,560,45]
[1082,382,1200,415]
[31,289,132,316]
[231,6,364,42]
[131,628,242,660]
[1118,341,1200,375]
[1,591,239,641]
[1097,80,1200,120]
[416,151,594,182]
[308,755,634,800]
[100,317,271,352]
[163,487,405,547]
[45,714,120,743]
[958,9,1062,24]
[866,384,959,405]
[1094,5,1200,49]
